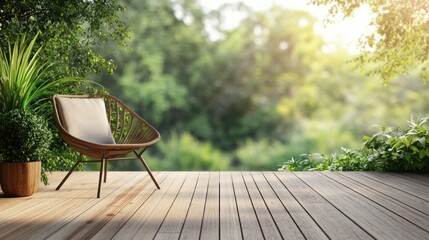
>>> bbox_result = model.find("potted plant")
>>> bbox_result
[0,34,79,196]
[0,109,52,196]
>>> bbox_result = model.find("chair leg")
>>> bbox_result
[104,159,108,183]
[56,154,82,191]
[135,152,160,189]
[97,158,105,198]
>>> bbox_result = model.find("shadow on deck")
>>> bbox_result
[0,171,428,239]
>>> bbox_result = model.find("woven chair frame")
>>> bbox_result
[52,94,161,198]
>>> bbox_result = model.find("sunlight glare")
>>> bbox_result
[200,0,375,54]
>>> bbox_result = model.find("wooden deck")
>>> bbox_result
[0,171,428,240]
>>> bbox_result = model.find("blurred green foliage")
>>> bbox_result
[4,1,426,172]
[0,1,129,180]
[104,132,230,171]
[280,116,429,172]
[148,132,230,170]
[311,0,429,82]
[0,0,129,77]
[90,0,429,171]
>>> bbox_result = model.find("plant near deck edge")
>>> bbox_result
[0,109,52,184]
[0,33,80,115]
[0,34,84,184]
[279,116,429,172]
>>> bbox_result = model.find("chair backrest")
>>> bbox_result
[54,96,116,144]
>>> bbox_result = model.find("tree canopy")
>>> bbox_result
[0,0,129,77]
[2,0,428,171]
[311,0,429,82]
[93,0,429,171]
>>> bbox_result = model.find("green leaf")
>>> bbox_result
[404,152,412,161]
[419,150,426,159]
[0,34,86,114]
[410,146,419,153]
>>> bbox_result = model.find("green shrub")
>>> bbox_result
[235,139,298,170]
[0,34,102,182]
[362,116,429,171]
[147,132,231,171]
[279,116,429,172]
[0,109,52,184]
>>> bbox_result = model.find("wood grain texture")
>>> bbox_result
[0,161,41,197]
[179,172,209,240]
[274,172,372,239]
[391,173,429,187]
[262,172,328,240]
[231,172,263,240]
[154,172,199,240]
[219,172,242,240]
[0,172,98,239]
[0,171,428,240]
[90,172,168,240]
[296,172,429,240]
[324,172,429,231]
[242,171,282,240]
[358,172,429,201]
[113,172,186,240]
[45,172,146,240]
[251,172,304,239]
[199,172,220,240]
[341,172,429,215]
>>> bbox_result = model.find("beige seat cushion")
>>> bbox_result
[55,97,115,144]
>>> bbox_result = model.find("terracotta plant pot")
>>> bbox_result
[0,161,41,197]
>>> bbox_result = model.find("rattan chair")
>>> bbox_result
[52,94,161,198]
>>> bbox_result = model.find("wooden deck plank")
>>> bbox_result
[130,172,195,240]
[263,172,328,240]
[0,172,93,222]
[323,172,429,231]
[274,172,372,239]
[179,172,209,240]
[45,172,148,240]
[154,172,200,240]
[112,172,186,240]
[358,172,429,201]
[104,172,177,240]
[200,172,220,240]
[242,172,282,240]
[90,172,168,240]
[0,172,121,240]
[39,173,138,239]
[0,171,428,240]
[219,172,242,240]
[251,172,304,239]
[341,172,429,215]
[230,172,264,240]
[392,173,429,187]
[0,170,64,208]
[0,172,89,212]
[296,172,429,240]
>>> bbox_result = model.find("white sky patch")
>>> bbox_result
[279,41,289,50]
[199,0,375,54]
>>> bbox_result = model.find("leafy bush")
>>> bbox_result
[362,116,429,171]
[0,109,52,184]
[0,34,76,184]
[0,1,129,77]
[279,116,429,172]
[235,139,305,170]
[146,132,231,171]
[0,34,102,182]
